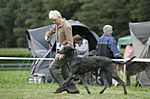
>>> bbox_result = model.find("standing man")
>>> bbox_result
[45,10,79,94]
[99,25,122,58]
[97,25,122,86]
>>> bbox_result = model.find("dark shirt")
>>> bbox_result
[98,33,122,58]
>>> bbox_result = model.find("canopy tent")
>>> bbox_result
[129,21,150,86]
[118,35,132,45]
[129,21,150,58]
[26,20,99,82]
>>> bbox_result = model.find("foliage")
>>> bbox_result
[0,71,150,99]
[138,0,150,21]
[73,0,131,37]
[0,0,150,47]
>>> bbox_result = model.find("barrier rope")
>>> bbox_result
[112,58,150,62]
[0,57,54,60]
[0,57,150,62]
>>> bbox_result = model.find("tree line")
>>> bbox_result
[0,0,150,48]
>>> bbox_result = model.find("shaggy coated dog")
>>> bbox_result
[55,46,135,94]
[126,62,149,77]
[125,61,150,86]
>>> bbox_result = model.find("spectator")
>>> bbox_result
[97,25,122,86]
[124,44,134,85]
[45,10,79,94]
[124,44,134,59]
[98,25,122,59]
[73,34,89,57]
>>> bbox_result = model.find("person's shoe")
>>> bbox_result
[54,86,66,93]
[54,83,79,94]
[66,83,79,94]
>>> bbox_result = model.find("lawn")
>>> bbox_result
[0,48,31,57]
[0,71,150,99]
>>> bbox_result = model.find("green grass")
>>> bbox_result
[0,48,31,57]
[0,71,150,99]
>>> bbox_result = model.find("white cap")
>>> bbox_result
[103,25,113,33]
[49,10,62,20]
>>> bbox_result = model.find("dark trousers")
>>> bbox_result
[49,57,70,86]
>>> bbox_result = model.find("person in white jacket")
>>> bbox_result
[73,34,89,57]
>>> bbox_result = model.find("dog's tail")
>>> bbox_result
[114,56,135,64]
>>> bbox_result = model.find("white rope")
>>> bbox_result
[0,57,150,62]
[0,57,54,60]
[112,58,150,62]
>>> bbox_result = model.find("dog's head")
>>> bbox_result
[58,46,74,57]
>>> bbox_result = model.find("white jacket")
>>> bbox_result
[75,39,89,56]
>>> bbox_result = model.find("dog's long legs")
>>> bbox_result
[61,73,75,87]
[111,73,127,94]
[80,74,91,94]
[56,73,75,93]
[99,70,109,94]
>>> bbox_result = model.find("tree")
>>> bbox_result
[138,0,150,21]
[0,0,150,48]
[14,0,46,47]
[128,0,140,22]
[73,0,131,37]
[0,0,20,47]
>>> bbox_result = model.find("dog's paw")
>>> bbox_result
[88,91,91,94]
[99,91,104,94]
[124,91,127,95]
[54,87,66,93]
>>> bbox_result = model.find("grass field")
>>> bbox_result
[0,48,31,66]
[0,48,31,57]
[0,71,150,99]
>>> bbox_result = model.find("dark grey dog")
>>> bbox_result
[126,61,150,86]
[126,62,149,76]
[56,46,135,94]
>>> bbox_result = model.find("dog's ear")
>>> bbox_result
[89,50,97,56]
[64,46,74,51]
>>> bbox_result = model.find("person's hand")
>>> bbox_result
[56,53,64,60]
[45,31,50,41]
[45,35,49,41]
[115,54,123,59]
[58,54,64,60]
[75,43,79,49]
